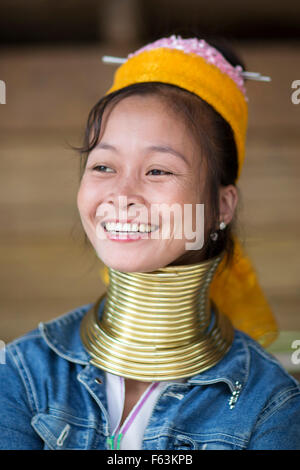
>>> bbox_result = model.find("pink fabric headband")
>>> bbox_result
[128,35,247,99]
[103,35,272,103]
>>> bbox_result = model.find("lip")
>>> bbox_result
[100,218,137,225]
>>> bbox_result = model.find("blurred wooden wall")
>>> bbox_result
[0,1,299,343]
[1,40,299,343]
[1,0,300,43]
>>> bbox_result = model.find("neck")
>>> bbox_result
[80,252,234,381]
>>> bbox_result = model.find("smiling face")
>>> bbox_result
[77,94,208,273]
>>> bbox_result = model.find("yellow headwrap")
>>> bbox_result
[99,36,278,347]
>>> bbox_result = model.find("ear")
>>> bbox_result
[219,185,238,225]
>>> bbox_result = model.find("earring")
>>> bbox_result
[210,232,218,241]
[210,221,226,241]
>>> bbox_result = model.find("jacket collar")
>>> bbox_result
[39,301,93,366]
[186,332,250,393]
[39,297,249,394]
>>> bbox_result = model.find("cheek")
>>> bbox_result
[77,182,87,216]
[77,185,96,228]
[77,178,98,213]
[151,181,200,227]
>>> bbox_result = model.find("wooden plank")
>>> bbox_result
[0,43,299,343]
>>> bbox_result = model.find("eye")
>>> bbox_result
[147,169,172,176]
[92,165,114,173]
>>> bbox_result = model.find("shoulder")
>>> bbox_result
[4,300,95,371]
[231,329,300,393]
[234,332,300,449]
[223,330,300,449]
[0,302,95,449]
[0,301,95,415]
[235,330,300,431]
[206,328,300,418]
[200,327,300,394]
[235,329,299,386]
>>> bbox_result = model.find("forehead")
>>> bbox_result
[102,94,181,129]
[99,94,198,152]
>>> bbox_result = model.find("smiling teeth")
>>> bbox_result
[104,222,157,233]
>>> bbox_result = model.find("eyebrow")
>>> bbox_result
[95,142,189,166]
[147,145,189,165]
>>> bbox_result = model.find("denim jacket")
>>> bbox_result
[1,299,300,450]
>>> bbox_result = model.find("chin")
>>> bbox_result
[96,251,168,273]
[93,239,186,273]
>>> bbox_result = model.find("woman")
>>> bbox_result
[1,35,300,450]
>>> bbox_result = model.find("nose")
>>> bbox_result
[104,179,146,218]
[107,178,145,204]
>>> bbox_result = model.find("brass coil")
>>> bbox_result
[80,253,234,381]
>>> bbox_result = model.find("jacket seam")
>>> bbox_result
[31,416,55,450]
[248,340,280,364]
[144,426,247,443]
[238,332,251,385]
[143,429,247,446]
[47,407,99,428]
[254,387,300,429]
[8,331,41,347]
[8,346,39,415]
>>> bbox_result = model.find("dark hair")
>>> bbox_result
[75,37,247,271]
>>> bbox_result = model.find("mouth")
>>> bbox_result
[101,221,159,234]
